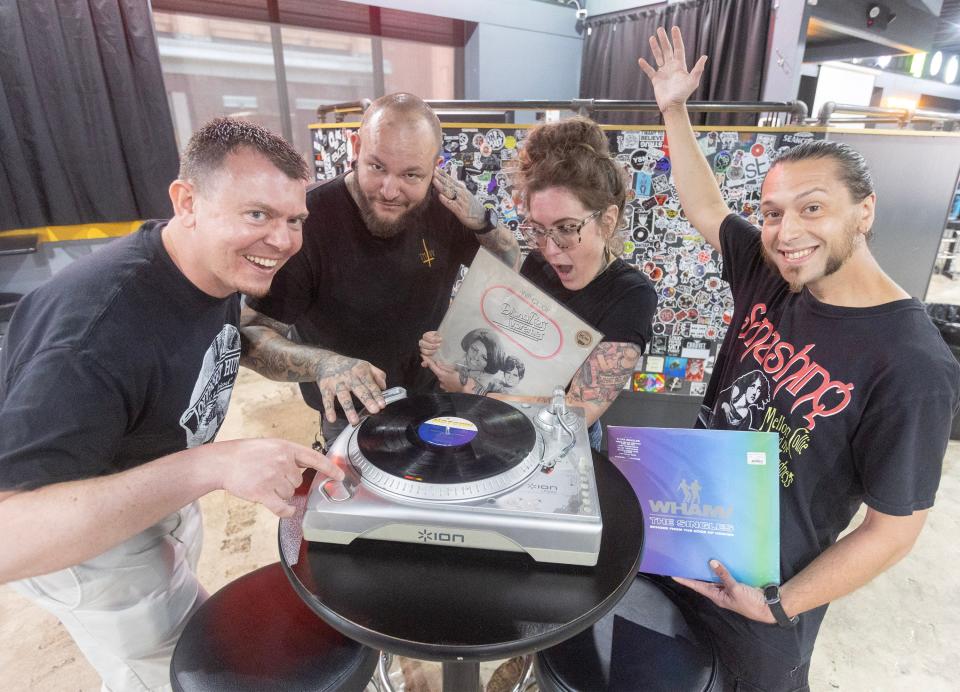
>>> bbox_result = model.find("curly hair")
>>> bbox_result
[515,116,628,255]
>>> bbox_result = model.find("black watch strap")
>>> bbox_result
[474,208,498,235]
[763,584,799,628]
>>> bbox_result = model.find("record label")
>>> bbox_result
[417,416,478,447]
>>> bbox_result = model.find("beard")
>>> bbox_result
[762,220,859,293]
[351,176,433,239]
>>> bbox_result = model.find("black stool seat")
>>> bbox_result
[535,574,719,692]
[171,562,378,692]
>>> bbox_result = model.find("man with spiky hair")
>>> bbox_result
[0,118,343,691]
[241,92,520,446]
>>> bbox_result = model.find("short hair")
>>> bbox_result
[361,92,442,154]
[179,117,309,191]
[460,328,504,375]
[770,140,874,201]
[515,116,627,253]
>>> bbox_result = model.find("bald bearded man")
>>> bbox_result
[240,92,520,445]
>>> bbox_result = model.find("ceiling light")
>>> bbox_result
[946,55,959,84]
[930,51,943,76]
[876,55,892,68]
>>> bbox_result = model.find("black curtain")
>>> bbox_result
[580,0,771,126]
[0,1,179,232]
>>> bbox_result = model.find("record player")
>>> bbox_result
[302,387,602,566]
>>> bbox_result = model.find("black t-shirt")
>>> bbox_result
[247,175,480,409]
[690,213,960,665]
[0,221,241,490]
[520,252,656,351]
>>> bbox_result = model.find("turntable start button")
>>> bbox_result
[321,479,353,502]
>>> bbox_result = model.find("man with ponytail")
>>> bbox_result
[640,26,959,690]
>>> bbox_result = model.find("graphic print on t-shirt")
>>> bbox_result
[180,325,241,448]
[718,303,856,487]
[716,369,771,431]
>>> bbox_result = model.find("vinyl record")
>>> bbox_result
[357,393,535,484]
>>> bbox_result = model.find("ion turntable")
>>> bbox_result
[302,387,602,566]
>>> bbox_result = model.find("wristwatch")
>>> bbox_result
[763,584,799,628]
[475,207,498,235]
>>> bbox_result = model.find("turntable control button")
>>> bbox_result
[322,479,353,502]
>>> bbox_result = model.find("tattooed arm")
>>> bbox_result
[562,341,641,425]
[421,331,639,426]
[432,167,521,271]
[239,306,387,425]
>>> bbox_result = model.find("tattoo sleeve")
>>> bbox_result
[239,307,346,382]
[568,342,642,407]
[476,224,521,271]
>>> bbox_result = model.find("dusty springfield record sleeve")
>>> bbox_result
[436,248,603,397]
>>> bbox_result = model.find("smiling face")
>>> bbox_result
[759,158,875,294]
[465,340,489,372]
[526,186,615,291]
[351,114,439,238]
[174,148,308,298]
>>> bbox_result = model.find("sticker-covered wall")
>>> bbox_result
[311,124,823,398]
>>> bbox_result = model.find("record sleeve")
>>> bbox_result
[607,426,780,587]
[436,248,603,397]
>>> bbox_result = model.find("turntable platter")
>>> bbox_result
[349,393,541,502]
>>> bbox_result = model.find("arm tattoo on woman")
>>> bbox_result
[570,342,641,404]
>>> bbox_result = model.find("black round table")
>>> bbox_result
[279,452,643,691]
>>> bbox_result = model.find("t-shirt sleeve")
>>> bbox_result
[852,389,954,514]
[718,213,765,298]
[245,242,319,324]
[0,348,128,490]
[596,278,657,352]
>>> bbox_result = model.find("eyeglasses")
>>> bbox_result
[518,210,602,250]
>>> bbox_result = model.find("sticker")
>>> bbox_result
[418,417,478,447]
[747,452,767,466]
[504,135,517,149]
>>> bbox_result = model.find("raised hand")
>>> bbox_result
[418,330,443,361]
[637,26,708,114]
[432,166,487,231]
[213,438,344,518]
[316,354,387,425]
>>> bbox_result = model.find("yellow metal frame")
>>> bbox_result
[1,221,142,245]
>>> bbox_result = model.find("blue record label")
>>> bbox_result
[418,416,478,447]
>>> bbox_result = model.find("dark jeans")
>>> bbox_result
[652,575,812,692]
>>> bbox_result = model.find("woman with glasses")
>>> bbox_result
[421,116,657,449]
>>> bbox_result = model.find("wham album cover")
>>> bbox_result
[607,426,781,587]
[436,248,603,397]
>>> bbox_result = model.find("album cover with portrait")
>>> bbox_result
[607,426,781,587]
[436,248,603,397]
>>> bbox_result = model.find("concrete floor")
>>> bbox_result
[2,275,960,691]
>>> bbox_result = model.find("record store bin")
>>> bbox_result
[310,100,960,443]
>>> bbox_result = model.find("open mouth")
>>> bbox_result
[243,255,279,270]
[780,247,816,263]
[551,263,574,280]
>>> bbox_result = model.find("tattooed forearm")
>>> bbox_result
[239,308,347,382]
[477,224,521,270]
[570,342,641,405]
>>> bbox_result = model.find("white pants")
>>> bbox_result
[10,502,207,692]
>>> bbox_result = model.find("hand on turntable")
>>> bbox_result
[210,438,343,518]
[316,354,388,425]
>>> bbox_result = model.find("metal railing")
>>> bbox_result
[316,98,809,124]
[815,102,960,128]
